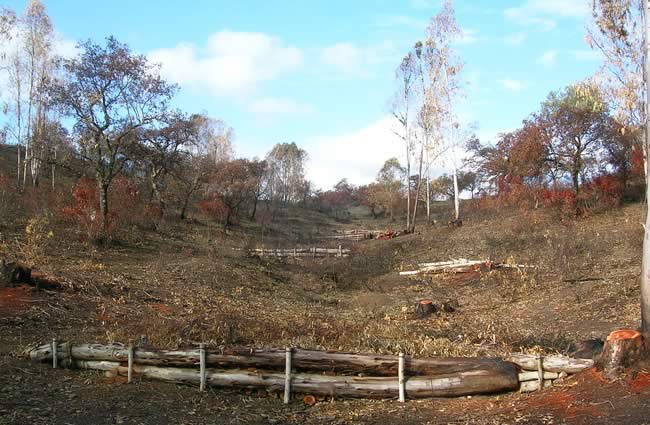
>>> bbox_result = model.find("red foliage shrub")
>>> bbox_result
[60,176,153,240]
[631,145,645,178]
[199,196,228,224]
[538,188,576,219]
[60,177,105,240]
[581,175,624,211]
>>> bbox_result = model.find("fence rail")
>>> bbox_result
[248,246,350,258]
[25,341,593,402]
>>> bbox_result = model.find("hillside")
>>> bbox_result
[1,200,648,424]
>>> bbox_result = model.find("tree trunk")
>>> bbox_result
[16,143,21,187]
[250,196,259,220]
[572,169,580,196]
[453,165,460,221]
[406,150,411,231]
[98,179,110,239]
[643,0,650,335]
[27,342,518,378]
[410,146,425,231]
[71,360,518,399]
[596,329,646,380]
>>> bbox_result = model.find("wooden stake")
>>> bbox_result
[199,343,206,392]
[51,338,57,369]
[398,353,406,402]
[312,247,315,259]
[127,345,134,383]
[284,347,292,404]
[536,356,544,390]
[338,245,342,257]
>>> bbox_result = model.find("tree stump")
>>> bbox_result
[596,329,645,380]
[303,394,317,406]
[0,260,31,288]
[415,300,436,318]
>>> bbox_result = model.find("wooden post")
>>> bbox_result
[127,345,134,383]
[51,338,57,369]
[312,247,316,259]
[293,248,297,258]
[338,245,342,257]
[284,347,292,404]
[199,344,206,392]
[536,355,544,390]
[398,353,406,402]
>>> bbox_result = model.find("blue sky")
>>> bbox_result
[3,0,602,189]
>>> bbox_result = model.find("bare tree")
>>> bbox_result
[138,112,196,217]
[196,115,234,166]
[391,53,415,230]
[3,1,55,187]
[409,0,462,230]
[47,37,176,238]
[265,142,308,205]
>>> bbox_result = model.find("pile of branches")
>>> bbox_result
[399,258,534,276]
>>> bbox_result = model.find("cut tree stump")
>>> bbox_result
[303,395,317,406]
[596,329,646,380]
[415,300,436,318]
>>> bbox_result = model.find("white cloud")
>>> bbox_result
[321,43,364,75]
[249,97,312,115]
[503,32,528,46]
[305,117,403,189]
[148,30,303,96]
[499,78,525,92]
[504,0,589,31]
[53,32,79,58]
[537,50,557,67]
[320,41,396,76]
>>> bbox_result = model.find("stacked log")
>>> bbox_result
[400,259,533,276]
[25,343,519,400]
[26,342,596,397]
[506,353,594,392]
[327,230,376,241]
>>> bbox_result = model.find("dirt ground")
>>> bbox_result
[1,203,650,424]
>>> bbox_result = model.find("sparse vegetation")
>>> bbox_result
[1,0,649,424]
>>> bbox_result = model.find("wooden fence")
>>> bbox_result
[248,246,350,258]
[25,341,593,403]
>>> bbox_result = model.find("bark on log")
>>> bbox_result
[26,343,516,377]
[596,329,646,380]
[505,354,593,374]
[519,379,554,393]
[72,360,519,399]
[517,371,559,382]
